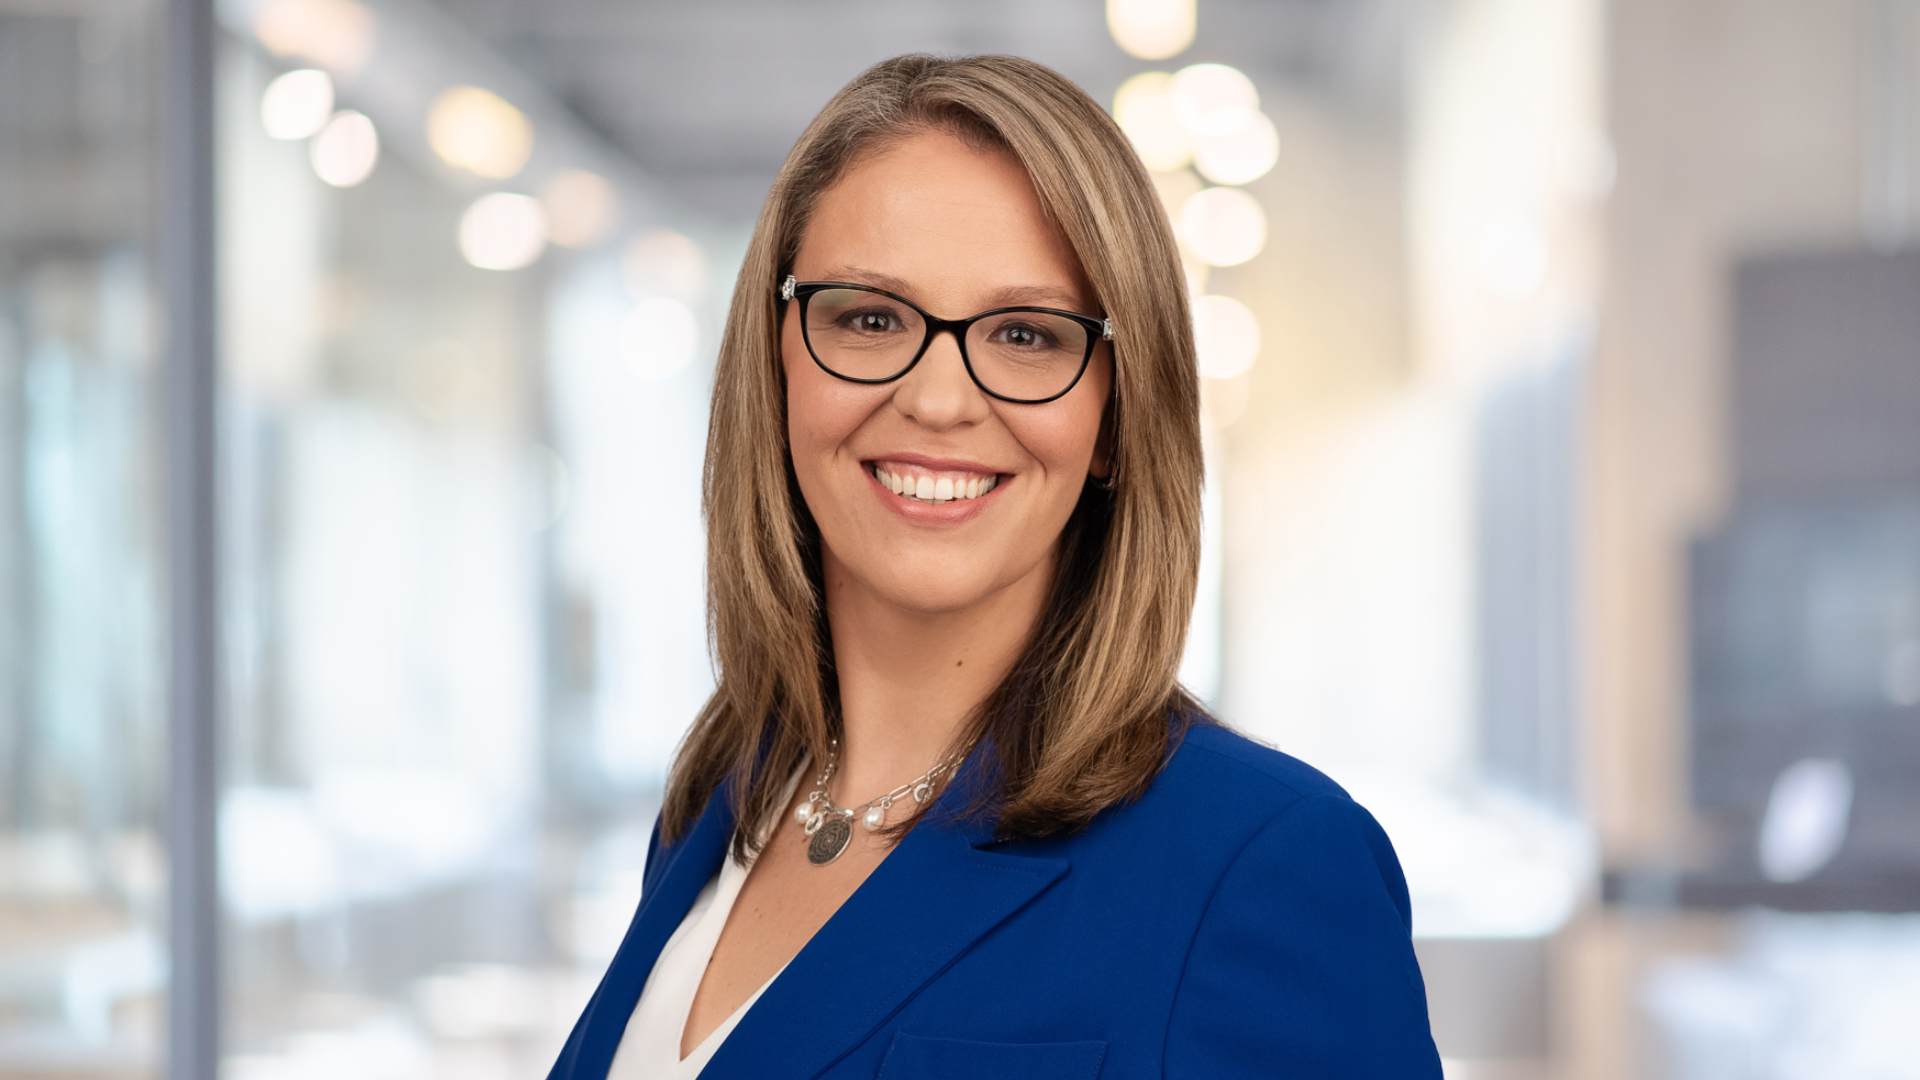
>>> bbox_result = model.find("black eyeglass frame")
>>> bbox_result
[778,274,1114,405]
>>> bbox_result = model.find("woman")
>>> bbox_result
[549,55,1441,1079]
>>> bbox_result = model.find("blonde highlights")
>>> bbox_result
[663,54,1206,857]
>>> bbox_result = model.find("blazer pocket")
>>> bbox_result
[876,1032,1107,1080]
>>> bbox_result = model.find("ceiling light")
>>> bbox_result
[1106,0,1195,60]
[261,69,334,140]
[459,193,546,271]
[309,110,378,187]
[428,86,533,180]
[1193,295,1260,378]
[1192,110,1278,186]
[540,170,619,249]
[1178,187,1267,266]
[1113,72,1191,172]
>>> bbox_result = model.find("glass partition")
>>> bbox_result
[213,7,722,1072]
[0,3,169,1076]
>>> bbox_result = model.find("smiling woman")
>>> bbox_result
[546,54,1443,1080]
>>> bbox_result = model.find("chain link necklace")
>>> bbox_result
[792,737,972,866]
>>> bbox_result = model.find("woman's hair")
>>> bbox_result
[662,53,1207,859]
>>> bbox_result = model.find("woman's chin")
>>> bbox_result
[869,575,1008,617]
[832,554,1037,618]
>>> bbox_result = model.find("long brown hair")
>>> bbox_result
[663,54,1207,859]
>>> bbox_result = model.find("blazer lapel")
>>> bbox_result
[702,759,1070,1080]
[565,785,737,1080]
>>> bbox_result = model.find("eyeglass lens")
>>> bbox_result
[802,287,1091,402]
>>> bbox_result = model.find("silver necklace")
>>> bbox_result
[792,737,971,866]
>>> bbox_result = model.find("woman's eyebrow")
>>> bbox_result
[981,284,1088,309]
[817,266,1088,312]
[819,265,917,295]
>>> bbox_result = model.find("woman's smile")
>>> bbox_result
[863,455,1009,523]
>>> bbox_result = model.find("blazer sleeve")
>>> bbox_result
[1164,793,1443,1078]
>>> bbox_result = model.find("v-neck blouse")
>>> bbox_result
[605,767,805,1079]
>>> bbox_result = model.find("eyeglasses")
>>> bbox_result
[778,275,1113,405]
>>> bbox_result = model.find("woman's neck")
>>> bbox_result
[820,548,1053,802]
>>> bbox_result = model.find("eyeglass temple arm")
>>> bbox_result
[778,274,1114,341]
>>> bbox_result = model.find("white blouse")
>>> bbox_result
[606,767,804,1079]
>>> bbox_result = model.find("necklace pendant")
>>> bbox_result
[806,814,853,865]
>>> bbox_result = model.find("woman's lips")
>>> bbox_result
[862,457,1009,519]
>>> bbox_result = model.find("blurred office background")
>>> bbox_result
[4,0,1920,1075]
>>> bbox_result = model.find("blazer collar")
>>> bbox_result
[573,750,1069,1080]
[704,748,1067,1079]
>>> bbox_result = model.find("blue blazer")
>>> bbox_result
[547,722,1443,1079]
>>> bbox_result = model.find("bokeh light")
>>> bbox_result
[1170,63,1260,137]
[308,110,378,187]
[1477,211,1549,299]
[1178,186,1267,266]
[260,69,335,140]
[622,229,708,303]
[539,169,619,249]
[1113,72,1191,172]
[458,193,546,271]
[1106,0,1195,61]
[1758,759,1853,884]
[1192,110,1279,186]
[619,298,699,380]
[427,86,533,180]
[1193,294,1260,378]
[251,0,375,74]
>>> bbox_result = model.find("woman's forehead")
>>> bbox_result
[795,131,1094,312]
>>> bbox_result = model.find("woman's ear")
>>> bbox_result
[1089,394,1115,480]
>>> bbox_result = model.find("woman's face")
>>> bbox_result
[783,129,1112,616]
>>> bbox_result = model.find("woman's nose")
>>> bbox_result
[891,328,989,430]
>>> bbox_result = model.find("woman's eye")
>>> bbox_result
[845,310,901,332]
[996,323,1056,349]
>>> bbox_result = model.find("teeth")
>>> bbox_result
[873,465,998,505]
